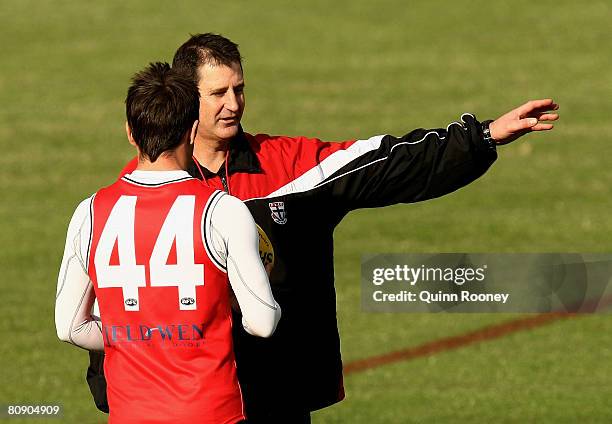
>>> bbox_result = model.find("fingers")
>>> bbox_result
[531,123,554,131]
[526,106,559,118]
[517,99,559,116]
[509,117,539,132]
[490,99,559,143]
[513,117,556,132]
[533,112,559,122]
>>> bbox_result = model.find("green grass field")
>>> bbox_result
[1,1,611,422]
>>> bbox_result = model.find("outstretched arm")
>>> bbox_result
[265,99,559,212]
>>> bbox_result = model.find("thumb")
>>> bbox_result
[511,118,538,132]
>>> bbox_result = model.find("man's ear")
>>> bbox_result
[126,121,144,159]
[190,120,199,145]
[125,121,137,147]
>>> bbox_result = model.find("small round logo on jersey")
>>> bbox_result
[125,298,138,307]
[181,297,195,306]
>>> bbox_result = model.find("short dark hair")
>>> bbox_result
[125,62,199,162]
[172,33,242,82]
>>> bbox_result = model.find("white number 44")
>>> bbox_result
[94,195,204,311]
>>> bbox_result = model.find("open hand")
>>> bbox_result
[489,99,559,145]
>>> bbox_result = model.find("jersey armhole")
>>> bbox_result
[83,194,96,273]
[201,190,228,273]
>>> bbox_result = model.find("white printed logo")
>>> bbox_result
[269,201,287,225]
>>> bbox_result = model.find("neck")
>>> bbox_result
[135,145,191,172]
[193,135,230,173]
[135,158,182,171]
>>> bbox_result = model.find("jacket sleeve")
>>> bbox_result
[313,113,497,211]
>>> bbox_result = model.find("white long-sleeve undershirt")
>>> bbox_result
[55,170,280,351]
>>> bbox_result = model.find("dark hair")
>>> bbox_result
[125,62,199,162]
[172,33,242,82]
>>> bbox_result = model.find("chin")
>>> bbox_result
[217,125,240,140]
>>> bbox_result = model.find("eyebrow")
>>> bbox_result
[208,82,245,95]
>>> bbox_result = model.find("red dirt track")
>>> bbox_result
[345,293,612,375]
[344,312,574,374]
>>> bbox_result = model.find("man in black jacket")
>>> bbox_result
[87,33,559,423]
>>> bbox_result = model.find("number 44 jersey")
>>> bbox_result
[90,172,242,423]
[56,170,280,424]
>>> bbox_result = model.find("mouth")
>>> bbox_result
[219,117,239,124]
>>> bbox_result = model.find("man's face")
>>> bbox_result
[196,62,245,144]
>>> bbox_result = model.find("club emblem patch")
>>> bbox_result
[269,201,287,225]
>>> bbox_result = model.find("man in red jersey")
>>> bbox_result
[56,62,280,424]
[88,34,559,423]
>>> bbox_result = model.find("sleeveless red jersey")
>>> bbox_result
[88,173,244,424]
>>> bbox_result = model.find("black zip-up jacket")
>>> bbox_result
[87,113,497,418]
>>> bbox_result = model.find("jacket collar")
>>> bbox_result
[187,127,261,179]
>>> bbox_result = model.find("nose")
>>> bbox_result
[225,89,240,113]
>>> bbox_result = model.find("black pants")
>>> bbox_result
[86,351,109,413]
